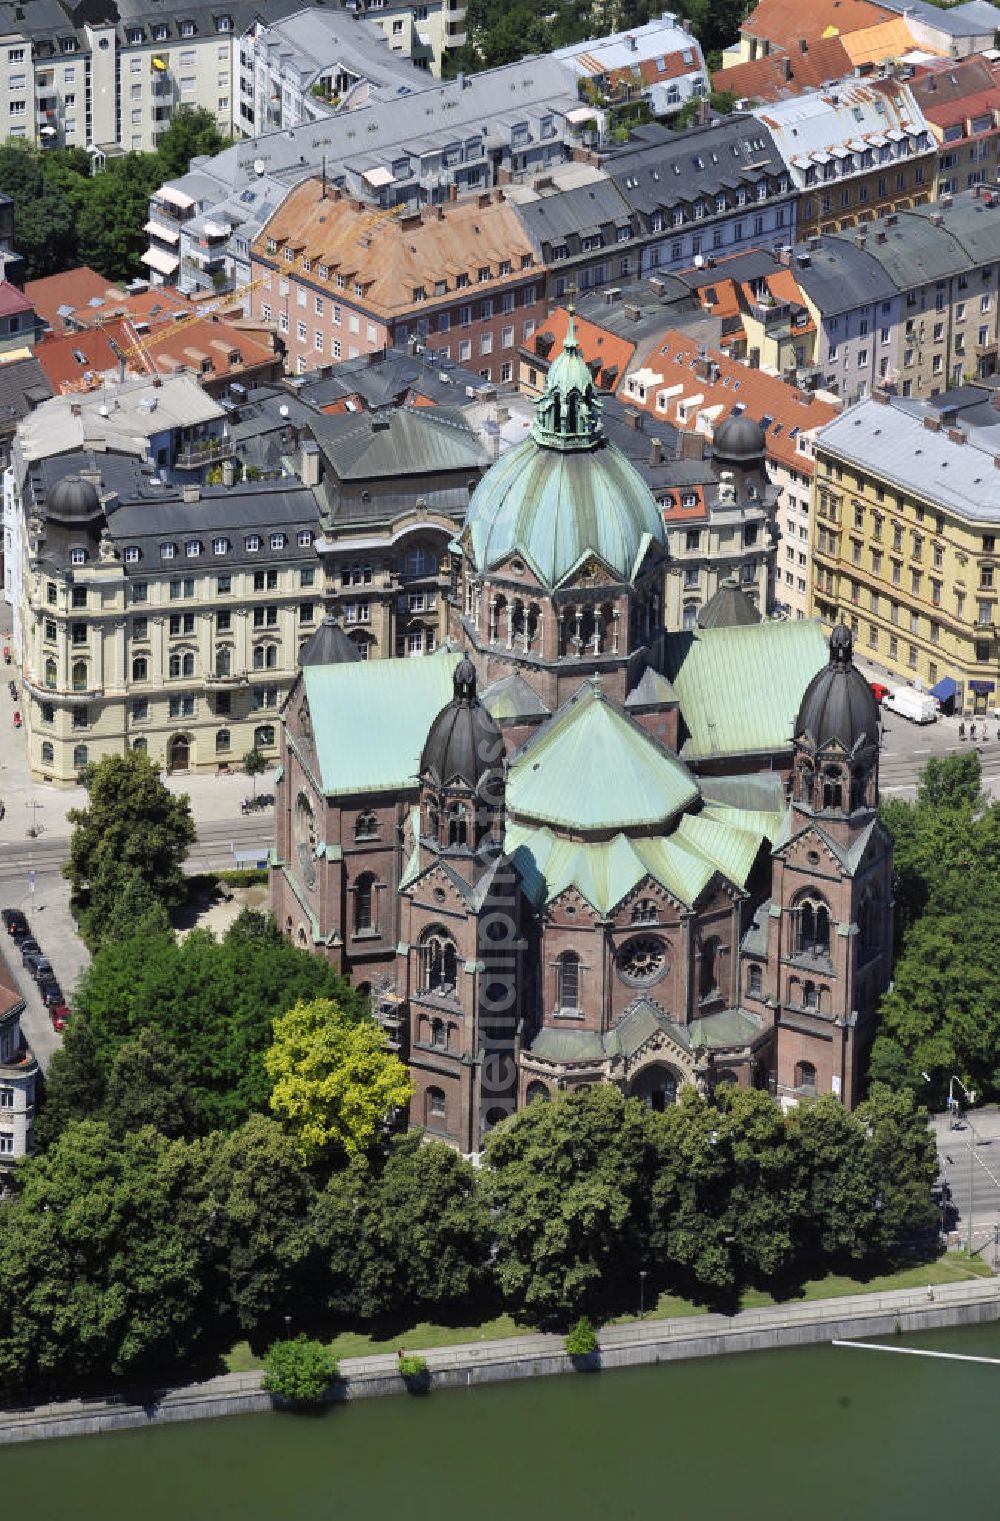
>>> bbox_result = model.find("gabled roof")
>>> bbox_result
[527,306,636,392]
[508,680,699,833]
[740,0,894,46]
[481,672,551,722]
[302,651,461,796]
[658,619,828,759]
[24,266,113,330]
[310,406,488,481]
[711,36,854,106]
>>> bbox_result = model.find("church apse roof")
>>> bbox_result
[507,679,699,833]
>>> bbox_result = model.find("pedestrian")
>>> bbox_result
[959,721,966,739]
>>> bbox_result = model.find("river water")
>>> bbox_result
[4,1323,1000,1521]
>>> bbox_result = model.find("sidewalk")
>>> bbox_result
[1,1275,996,1446]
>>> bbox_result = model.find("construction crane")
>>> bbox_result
[107,277,268,372]
[356,201,406,247]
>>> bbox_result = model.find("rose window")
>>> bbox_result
[620,937,666,984]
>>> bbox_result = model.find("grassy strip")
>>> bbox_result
[224,1254,989,1373]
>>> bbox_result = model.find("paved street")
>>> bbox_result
[853,652,1000,801]
[0,654,275,1070]
[931,1106,1000,1265]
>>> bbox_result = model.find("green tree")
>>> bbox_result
[262,1335,338,1406]
[0,1120,217,1392]
[484,1085,656,1326]
[46,912,360,1139]
[75,153,165,281]
[32,1017,106,1151]
[916,751,984,812]
[104,1027,198,1139]
[202,1115,317,1337]
[78,862,173,951]
[155,106,230,180]
[0,141,76,279]
[243,747,267,798]
[64,751,195,921]
[788,1095,882,1265]
[854,1083,938,1255]
[265,997,412,1164]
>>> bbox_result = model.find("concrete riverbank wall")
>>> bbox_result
[1,1277,996,1446]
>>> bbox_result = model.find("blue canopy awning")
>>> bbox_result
[930,677,959,701]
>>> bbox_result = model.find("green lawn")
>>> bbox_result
[224,1254,990,1373]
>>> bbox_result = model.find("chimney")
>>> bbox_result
[799,38,808,53]
[808,234,821,250]
[876,230,887,243]
[854,232,866,249]
[627,33,637,50]
[948,426,966,444]
[181,483,200,502]
[70,401,81,417]
[448,183,458,202]
[923,414,941,432]
[649,436,663,466]
[300,436,321,486]
[222,457,236,487]
[624,302,641,321]
[678,430,703,460]
[872,386,890,405]
[625,407,644,431]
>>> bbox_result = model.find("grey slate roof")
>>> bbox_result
[310,406,488,481]
[845,213,970,290]
[793,236,897,317]
[607,115,788,220]
[513,177,636,261]
[293,347,494,412]
[0,356,52,432]
[697,574,761,630]
[876,0,999,34]
[300,616,362,667]
[816,395,1000,524]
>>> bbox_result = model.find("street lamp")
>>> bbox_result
[639,1269,648,1318]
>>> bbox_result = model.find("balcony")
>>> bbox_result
[173,435,233,470]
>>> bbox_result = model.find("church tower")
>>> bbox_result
[768,625,893,1107]
[399,658,528,1154]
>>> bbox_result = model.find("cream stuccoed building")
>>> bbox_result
[4,374,325,783]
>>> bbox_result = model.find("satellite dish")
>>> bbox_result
[279,403,290,418]
[253,158,265,176]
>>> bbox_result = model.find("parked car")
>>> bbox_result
[19,938,41,967]
[1,909,28,938]
[883,686,938,724]
[869,681,890,705]
[49,1004,70,1032]
[31,958,54,983]
[39,981,63,1009]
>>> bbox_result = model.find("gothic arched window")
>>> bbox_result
[797,897,831,957]
[420,927,458,995]
[354,872,375,934]
[447,802,468,848]
[795,1061,817,1095]
[557,951,580,1010]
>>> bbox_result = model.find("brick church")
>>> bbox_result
[271,316,894,1154]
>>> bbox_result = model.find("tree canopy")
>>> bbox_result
[871,753,1000,1100]
[265,997,413,1164]
[0,109,229,281]
[64,750,195,945]
[42,911,363,1137]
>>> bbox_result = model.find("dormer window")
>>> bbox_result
[126,27,142,43]
[213,537,230,555]
[153,23,168,41]
[297,529,313,547]
[185,539,201,558]
[216,14,232,32]
[125,545,141,563]
[160,542,176,560]
[246,534,261,552]
[270,533,286,550]
[180,19,195,36]
[70,547,86,566]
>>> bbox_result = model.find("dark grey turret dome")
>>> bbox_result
[696,573,761,629]
[713,414,766,463]
[299,614,362,668]
[46,473,103,525]
[795,624,879,754]
[420,658,504,792]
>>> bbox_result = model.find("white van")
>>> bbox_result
[883,687,938,724]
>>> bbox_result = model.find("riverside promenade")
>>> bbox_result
[1,1276,998,1446]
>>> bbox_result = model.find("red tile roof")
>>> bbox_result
[0,282,34,319]
[24,267,117,331]
[34,313,275,394]
[713,34,853,103]
[740,0,894,45]
[621,328,838,474]
[529,306,636,388]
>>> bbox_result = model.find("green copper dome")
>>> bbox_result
[463,313,667,589]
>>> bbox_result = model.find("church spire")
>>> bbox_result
[531,302,603,452]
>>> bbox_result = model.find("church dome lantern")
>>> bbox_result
[462,311,667,591]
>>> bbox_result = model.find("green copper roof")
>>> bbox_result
[507,681,699,833]
[689,1007,764,1050]
[702,802,785,844]
[463,316,664,589]
[506,809,767,916]
[660,620,828,760]
[528,1028,605,1064]
[302,652,461,796]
